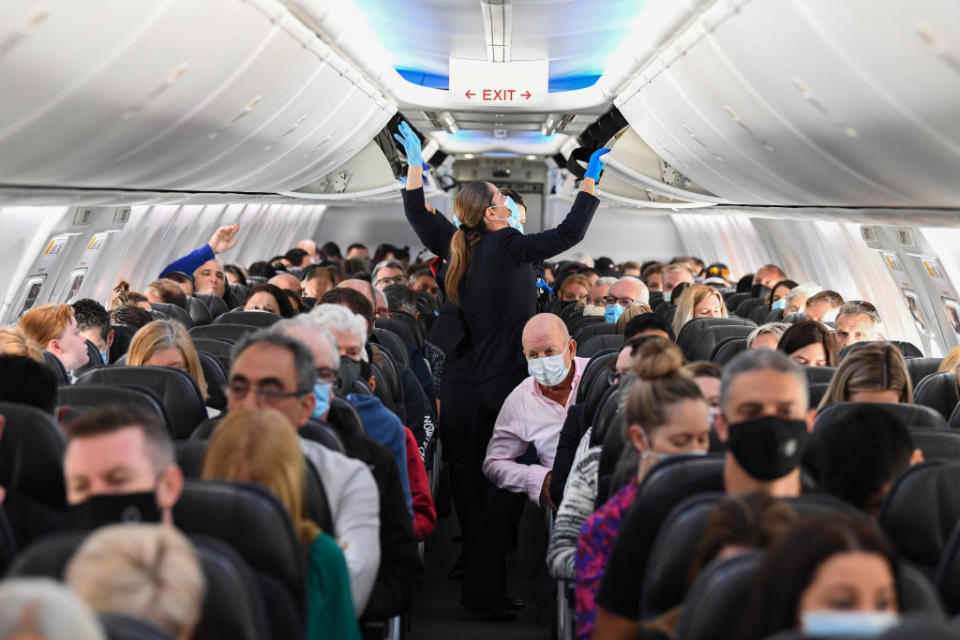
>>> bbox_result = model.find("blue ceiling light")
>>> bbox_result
[444,130,556,143]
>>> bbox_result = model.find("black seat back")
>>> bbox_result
[185,297,213,326]
[76,366,207,439]
[891,340,924,358]
[734,298,765,318]
[58,384,174,435]
[373,328,410,368]
[149,302,193,329]
[375,317,418,348]
[675,317,757,355]
[914,372,958,421]
[711,337,748,365]
[572,322,617,345]
[300,420,346,454]
[673,552,763,640]
[189,323,258,343]
[911,429,960,461]
[192,338,234,373]
[173,480,306,613]
[684,325,756,362]
[327,397,367,448]
[568,315,605,335]
[370,344,404,415]
[808,382,830,408]
[804,366,837,386]
[41,350,69,384]
[0,402,66,508]
[722,293,752,314]
[878,461,960,570]
[195,293,230,318]
[197,352,227,411]
[907,358,945,389]
[108,324,138,364]
[936,518,960,615]
[7,531,271,640]
[816,402,948,432]
[641,492,855,618]
[576,351,617,406]
[214,310,281,328]
[578,334,624,358]
[747,304,769,323]
[762,308,785,324]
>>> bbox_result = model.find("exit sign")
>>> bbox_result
[450,59,548,107]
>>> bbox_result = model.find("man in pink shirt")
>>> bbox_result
[462,313,589,620]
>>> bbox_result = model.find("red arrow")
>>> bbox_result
[465,90,476,99]
[521,91,531,100]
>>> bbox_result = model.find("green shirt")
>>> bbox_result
[307,533,362,640]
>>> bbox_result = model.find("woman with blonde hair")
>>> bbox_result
[126,320,208,400]
[672,284,728,337]
[0,327,44,363]
[200,409,360,639]
[819,342,912,407]
[615,303,652,335]
[558,273,592,306]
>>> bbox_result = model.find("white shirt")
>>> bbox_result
[482,357,589,503]
[300,438,380,615]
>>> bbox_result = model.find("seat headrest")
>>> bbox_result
[188,323,258,344]
[588,384,621,447]
[374,317,417,346]
[175,440,208,478]
[914,372,958,420]
[0,402,66,508]
[76,366,207,439]
[910,429,960,462]
[58,383,173,435]
[72,339,105,377]
[905,358,944,388]
[185,296,213,326]
[684,325,756,362]
[108,324,138,363]
[327,397,367,447]
[149,302,193,329]
[300,420,346,454]
[194,293,230,319]
[676,317,756,353]
[808,382,830,409]
[816,402,947,431]
[372,329,410,368]
[572,322,616,344]
[804,366,836,385]
[711,337,748,365]
[578,334,624,358]
[674,551,763,640]
[878,461,960,566]
[173,480,305,604]
[213,310,281,328]
[636,454,726,511]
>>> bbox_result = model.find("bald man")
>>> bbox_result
[295,239,319,264]
[604,276,650,324]
[269,272,301,294]
[463,313,589,618]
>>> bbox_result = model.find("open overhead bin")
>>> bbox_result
[0,0,396,194]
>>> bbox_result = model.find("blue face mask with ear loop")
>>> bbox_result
[772,298,787,311]
[605,304,625,324]
[99,348,109,365]
[311,380,332,420]
[491,196,523,233]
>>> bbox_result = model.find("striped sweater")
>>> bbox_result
[547,442,602,580]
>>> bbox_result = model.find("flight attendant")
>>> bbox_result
[395,121,608,617]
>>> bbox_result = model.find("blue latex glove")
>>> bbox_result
[584,148,611,181]
[392,121,423,167]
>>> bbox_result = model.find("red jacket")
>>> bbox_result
[404,426,436,541]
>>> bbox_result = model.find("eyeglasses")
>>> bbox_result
[376,275,407,287]
[603,295,639,307]
[226,382,307,405]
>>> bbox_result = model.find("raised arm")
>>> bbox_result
[395,121,455,258]
[501,148,609,265]
[159,223,239,277]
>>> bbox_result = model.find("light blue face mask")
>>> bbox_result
[311,380,332,420]
[771,298,787,311]
[528,345,571,387]
[99,349,109,365]
[491,196,523,233]
[663,289,673,303]
[605,304,625,324]
[801,611,898,637]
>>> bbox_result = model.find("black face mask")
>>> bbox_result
[726,416,808,481]
[334,356,371,397]
[66,492,162,530]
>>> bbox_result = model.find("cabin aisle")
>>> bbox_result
[410,497,554,639]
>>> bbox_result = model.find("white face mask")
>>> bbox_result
[583,304,605,317]
[663,289,673,303]
[527,342,571,387]
[823,307,840,323]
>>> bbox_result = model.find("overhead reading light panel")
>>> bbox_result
[481,0,513,62]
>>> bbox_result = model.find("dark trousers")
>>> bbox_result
[461,370,529,599]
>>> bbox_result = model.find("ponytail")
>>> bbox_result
[445,229,471,305]
[445,181,496,304]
